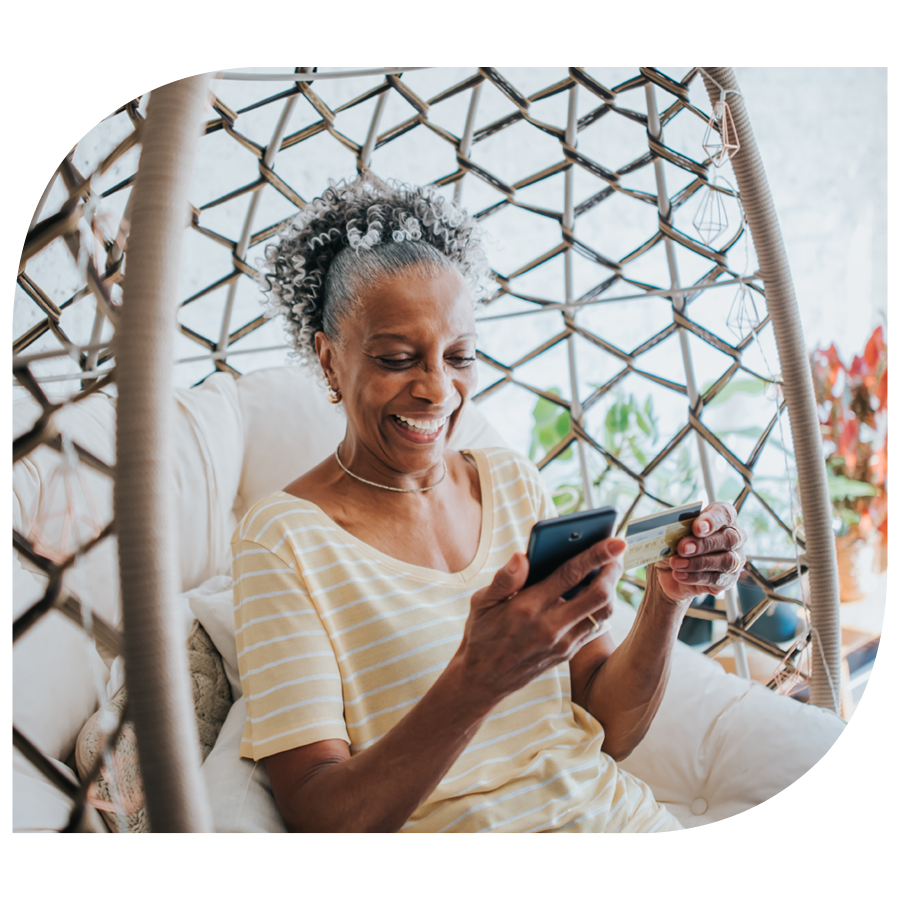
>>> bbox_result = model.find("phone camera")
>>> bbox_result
[568,531,581,541]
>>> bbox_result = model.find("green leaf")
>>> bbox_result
[706,377,768,406]
[635,407,653,436]
[554,410,571,440]
[552,485,581,514]
[827,473,878,500]
[537,424,558,452]
[532,391,562,425]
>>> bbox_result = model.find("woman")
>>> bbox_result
[232,176,747,833]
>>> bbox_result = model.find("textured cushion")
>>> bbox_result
[202,697,287,833]
[74,621,233,832]
[233,364,506,520]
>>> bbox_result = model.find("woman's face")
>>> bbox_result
[316,265,478,478]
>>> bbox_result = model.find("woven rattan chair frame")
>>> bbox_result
[12,67,840,832]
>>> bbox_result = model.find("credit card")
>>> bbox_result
[622,501,703,571]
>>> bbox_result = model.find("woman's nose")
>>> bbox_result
[410,362,457,405]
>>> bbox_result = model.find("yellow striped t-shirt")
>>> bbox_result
[231,447,680,833]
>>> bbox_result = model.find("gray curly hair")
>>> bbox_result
[259,175,494,366]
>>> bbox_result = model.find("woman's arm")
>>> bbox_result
[569,501,747,761]
[568,575,689,761]
[266,656,490,833]
[265,542,622,833]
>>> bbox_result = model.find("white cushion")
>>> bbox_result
[201,697,287,833]
[13,393,120,628]
[12,376,243,783]
[233,364,506,520]
[609,600,845,826]
[200,597,846,832]
[13,554,107,763]
[12,750,80,833]
[170,373,244,590]
[186,575,242,700]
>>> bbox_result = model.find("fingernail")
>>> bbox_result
[674,570,689,579]
[672,557,689,568]
[609,538,626,555]
[509,554,520,573]
[697,521,710,535]
[683,542,696,555]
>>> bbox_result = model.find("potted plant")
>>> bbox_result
[528,381,804,643]
[809,326,887,601]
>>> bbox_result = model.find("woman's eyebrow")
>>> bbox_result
[367,332,414,343]
[367,332,477,343]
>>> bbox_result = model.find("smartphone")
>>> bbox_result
[524,506,618,600]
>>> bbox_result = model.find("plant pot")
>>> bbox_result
[835,532,876,603]
[737,578,801,643]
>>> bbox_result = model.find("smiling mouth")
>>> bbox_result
[391,414,449,436]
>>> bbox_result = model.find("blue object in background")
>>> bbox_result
[678,580,801,647]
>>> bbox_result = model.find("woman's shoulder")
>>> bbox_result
[471,446,541,479]
[232,491,324,548]
[467,446,547,501]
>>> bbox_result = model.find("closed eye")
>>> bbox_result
[377,356,475,369]
[378,357,415,369]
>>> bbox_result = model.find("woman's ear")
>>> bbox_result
[315,331,339,392]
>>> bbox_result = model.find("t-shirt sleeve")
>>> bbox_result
[517,455,612,639]
[232,537,350,760]
[515,454,558,522]
[535,475,558,522]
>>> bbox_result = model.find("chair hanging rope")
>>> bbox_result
[114,73,214,831]
[700,68,840,711]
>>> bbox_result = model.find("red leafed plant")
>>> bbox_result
[809,326,887,547]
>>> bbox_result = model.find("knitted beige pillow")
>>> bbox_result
[75,620,233,832]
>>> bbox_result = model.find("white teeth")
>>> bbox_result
[394,414,447,434]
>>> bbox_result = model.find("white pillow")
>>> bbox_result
[171,373,244,591]
[13,749,80,833]
[186,575,242,699]
[13,554,108,763]
[233,364,507,520]
[201,697,286,833]
[13,393,120,629]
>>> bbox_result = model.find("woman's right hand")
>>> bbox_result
[452,537,626,709]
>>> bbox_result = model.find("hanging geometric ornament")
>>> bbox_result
[727,282,764,341]
[693,180,729,246]
[29,432,104,564]
[702,100,740,168]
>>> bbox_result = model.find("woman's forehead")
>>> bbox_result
[353,268,475,337]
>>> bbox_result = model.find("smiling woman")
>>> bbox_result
[230,174,748,832]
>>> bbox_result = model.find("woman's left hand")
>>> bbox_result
[651,501,747,604]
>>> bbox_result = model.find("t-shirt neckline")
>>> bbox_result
[276,448,494,584]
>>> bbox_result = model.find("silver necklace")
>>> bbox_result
[334,442,448,493]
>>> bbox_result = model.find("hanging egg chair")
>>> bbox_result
[13,67,844,832]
